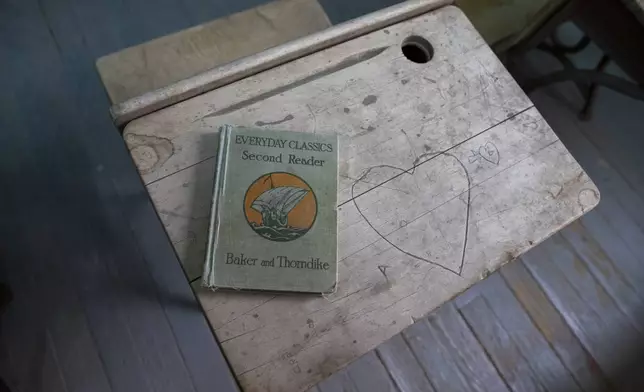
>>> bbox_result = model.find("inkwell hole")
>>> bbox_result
[401,35,434,64]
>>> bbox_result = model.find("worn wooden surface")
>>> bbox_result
[314,56,644,391]
[96,0,330,104]
[123,5,598,391]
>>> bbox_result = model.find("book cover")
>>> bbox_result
[203,125,338,293]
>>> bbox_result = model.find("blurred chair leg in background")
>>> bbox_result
[458,0,644,120]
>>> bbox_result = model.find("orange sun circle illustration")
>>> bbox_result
[243,172,317,242]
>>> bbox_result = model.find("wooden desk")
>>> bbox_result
[121,3,599,391]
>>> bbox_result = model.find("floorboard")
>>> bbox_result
[575,213,644,295]
[545,233,643,337]
[500,261,611,392]
[377,334,436,392]
[560,221,644,331]
[458,274,581,392]
[0,0,250,390]
[458,294,545,392]
[427,304,510,392]
[592,193,644,262]
[346,352,397,392]
[402,317,474,392]
[316,369,357,392]
[523,246,642,389]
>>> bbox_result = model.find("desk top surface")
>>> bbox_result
[123,5,598,391]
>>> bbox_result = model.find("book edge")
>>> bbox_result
[202,125,231,288]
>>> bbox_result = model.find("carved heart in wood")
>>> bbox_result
[350,152,471,276]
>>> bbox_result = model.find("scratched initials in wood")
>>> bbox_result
[469,142,500,166]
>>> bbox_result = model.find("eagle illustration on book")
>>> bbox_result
[245,172,317,241]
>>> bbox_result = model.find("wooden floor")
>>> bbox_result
[311,40,644,392]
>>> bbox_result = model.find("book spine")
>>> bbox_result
[202,125,232,288]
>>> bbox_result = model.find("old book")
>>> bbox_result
[202,125,338,293]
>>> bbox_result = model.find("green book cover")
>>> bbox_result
[203,125,338,293]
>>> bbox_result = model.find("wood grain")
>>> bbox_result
[575,213,644,298]
[346,352,397,392]
[560,220,644,332]
[522,243,643,388]
[96,0,331,103]
[403,317,473,391]
[500,260,610,392]
[426,303,509,392]
[377,334,436,392]
[592,192,644,267]
[545,232,643,337]
[458,295,545,392]
[122,6,598,391]
[457,273,581,392]
[402,303,509,392]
